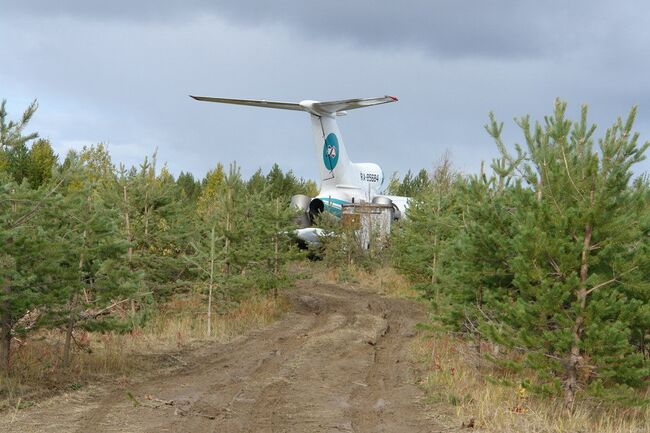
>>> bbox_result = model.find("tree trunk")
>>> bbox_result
[564,221,592,412]
[224,230,230,277]
[2,200,17,372]
[1,279,11,372]
[432,192,442,301]
[207,226,215,337]
[224,201,231,278]
[273,234,279,300]
[64,229,86,368]
[432,233,439,300]
[123,185,133,262]
[123,185,138,316]
[273,199,280,299]
[474,285,484,355]
[143,185,150,237]
[62,304,76,368]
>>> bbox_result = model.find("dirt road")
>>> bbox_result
[2,281,438,433]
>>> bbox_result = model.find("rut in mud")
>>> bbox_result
[1,281,441,433]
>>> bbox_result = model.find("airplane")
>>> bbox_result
[190,95,410,244]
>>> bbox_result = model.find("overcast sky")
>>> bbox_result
[2,1,650,183]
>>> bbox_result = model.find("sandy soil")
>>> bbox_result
[1,281,442,433]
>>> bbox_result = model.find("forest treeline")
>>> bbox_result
[0,99,316,373]
[390,100,650,409]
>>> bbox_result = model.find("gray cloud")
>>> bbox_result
[2,1,650,182]
[4,1,631,59]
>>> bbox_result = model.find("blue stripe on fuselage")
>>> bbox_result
[317,197,349,217]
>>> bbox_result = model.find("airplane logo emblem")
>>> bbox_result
[322,133,339,171]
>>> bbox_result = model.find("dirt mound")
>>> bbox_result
[1,281,439,433]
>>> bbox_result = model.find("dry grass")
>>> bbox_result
[304,261,419,298]
[0,294,288,411]
[352,265,420,298]
[414,333,650,433]
[143,294,289,347]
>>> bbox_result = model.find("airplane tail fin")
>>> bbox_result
[190,95,397,189]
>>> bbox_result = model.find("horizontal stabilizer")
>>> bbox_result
[310,96,397,114]
[189,95,303,111]
[190,95,397,115]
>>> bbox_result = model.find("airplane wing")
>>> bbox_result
[189,95,304,111]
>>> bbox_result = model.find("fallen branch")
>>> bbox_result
[78,298,131,321]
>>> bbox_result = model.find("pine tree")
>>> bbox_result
[121,154,193,300]
[246,194,299,298]
[266,163,291,199]
[27,138,58,188]
[387,168,432,197]
[3,142,30,184]
[198,163,226,216]
[392,156,463,301]
[47,154,137,367]
[0,100,67,371]
[447,100,650,408]
[299,179,319,198]
[247,168,267,195]
[0,172,65,371]
[440,166,519,344]
[186,223,221,337]
[78,144,116,192]
[0,99,38,182]
[265,164,318,199]
[187,163,248,335]
[176,171,201,201]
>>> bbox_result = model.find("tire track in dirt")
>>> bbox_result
[349,298,431,433]
[1,281,438,433]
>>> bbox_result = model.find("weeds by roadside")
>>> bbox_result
[303,261,419,299]
[0,294,288,412]
[413,333,650,433]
